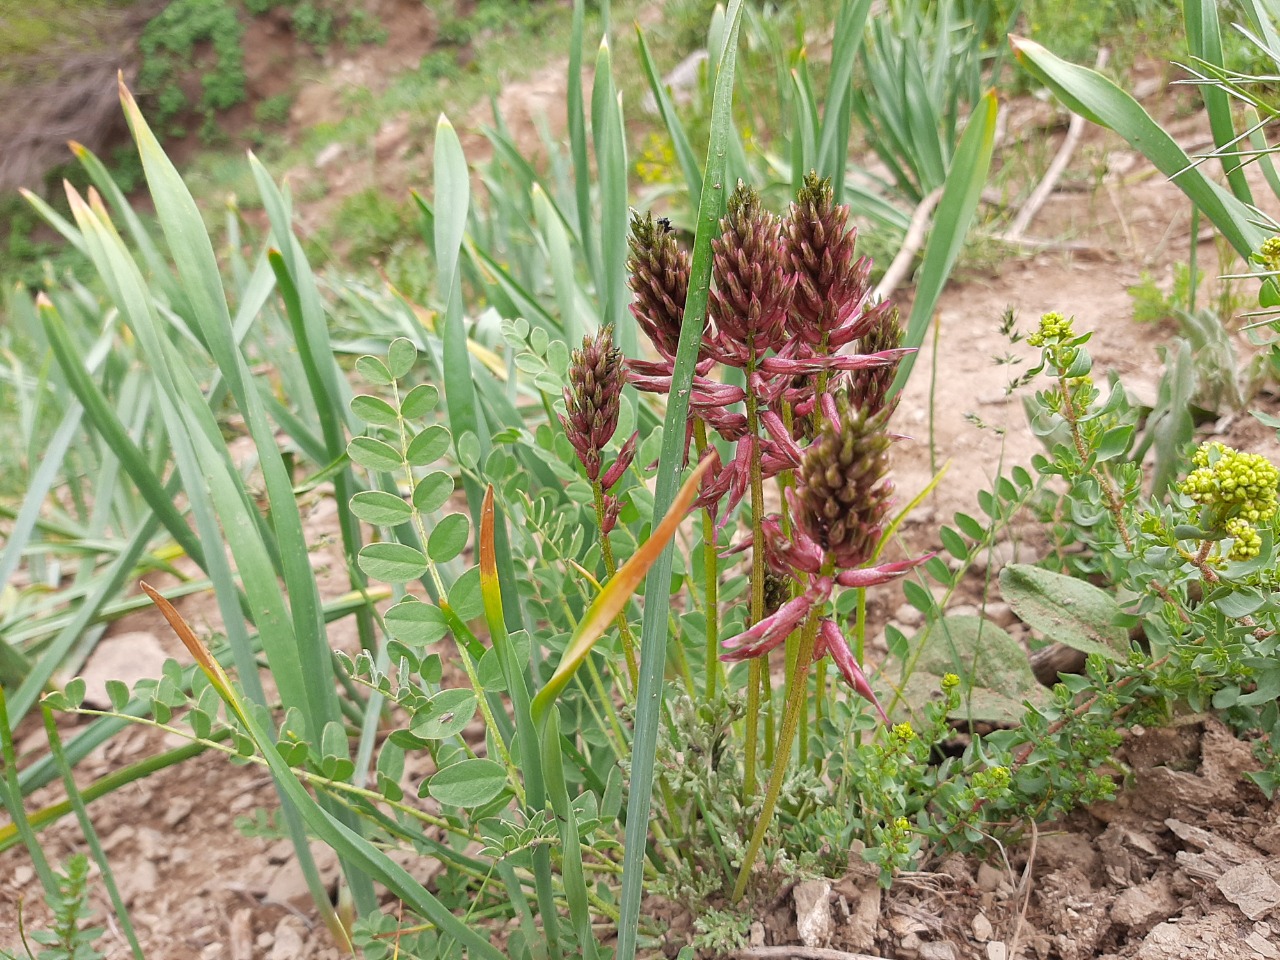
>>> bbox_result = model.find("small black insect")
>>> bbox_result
[657,216,673,234]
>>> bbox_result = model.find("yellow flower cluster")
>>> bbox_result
[1180,441,1279,561]
[1027,311,1074,346]
[1256,235,1280,273]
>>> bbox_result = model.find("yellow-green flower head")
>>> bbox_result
[1181,442,1279,521]
[1257,235,1280,272]
[1027,311,1074,347]
[892,722,916,744]
[941,672,960,691]
[1225,517,1263,561]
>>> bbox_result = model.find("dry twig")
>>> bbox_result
[731,947,892,960]
[1001,49,1111,243]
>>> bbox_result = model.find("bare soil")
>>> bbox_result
[6,13,1280,960]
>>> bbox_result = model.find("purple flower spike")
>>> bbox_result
[816,618,888,724]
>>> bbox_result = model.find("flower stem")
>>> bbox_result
[694,420,721,699]
[592,478,639,689]
[744,350,766,799]
[731,601,823,902]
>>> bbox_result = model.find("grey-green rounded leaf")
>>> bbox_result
[457,430,481,469]
[387,338,418,379]
[349,491,413,526]
[348,437,403,473]
[448,566,483,621]
[355,355,394,386]
[426,758,508,808]
[401,383,440,419]
[385,597,449,645]
[406,424,452,466]
[428,513,470,563]
[350,395,401,428]
[106,679,130,711]
[409,689,477,740]
[412,471,455,513]
[358,543,428,583]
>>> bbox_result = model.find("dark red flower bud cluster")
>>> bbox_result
[559,325,637,533]
[621,173,927,720]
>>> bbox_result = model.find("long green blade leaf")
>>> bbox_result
[617,4,744,957]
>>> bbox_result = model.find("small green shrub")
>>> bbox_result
[1,855,105,960]
[137,0,246,134]
[253,92,293,127]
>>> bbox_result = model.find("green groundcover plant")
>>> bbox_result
[11,0,1280,958]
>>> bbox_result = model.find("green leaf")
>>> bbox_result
[349,491,413,526]
[620,6,744,955]
[350,395,400,428]
[1010,35,1267,259]
[412,471,455,513]
[406,425,451,467]
[447,566,484,621]
[384,598,450,646]
[358,543,429,584]
[999,563,1131,660]
[400,383,440,419]
[348,437,403,473]
[428,513,471,563]
[899,615,1046,722]
[426,758,508,808]
[409,689,477,740]
[105,680,129,712]
[355,355,394,386]
[386,338,418,379]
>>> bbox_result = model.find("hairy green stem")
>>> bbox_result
[743,349,766,798]
[732,598,824,903]
[592,477,639,688]
[694,419,721,699]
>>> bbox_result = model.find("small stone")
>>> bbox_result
[984,601,1017,627]
[229,910,254,960]
[920,943,958,960]
[164,796,194,828]
[314,143,344,168]
[1218,863,1280,920]
[794,879,834,947]
[748,921,765,947]
[972,912,993,941]
[895,603,925,628]
[948,603,980,619]
[13,865,34,888]
[900,932,923,956]
[1258,824,1280,856]
[266,839,294,863]
[1112,878,1178,928]
[987,943,1008,960]
[1247,930,1280,958]
[977,862,1005,892]
[270,918,307,960]
[256,933,274,950]
[102,825,134,851]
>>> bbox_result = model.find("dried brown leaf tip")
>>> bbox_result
[626,211,690,361]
